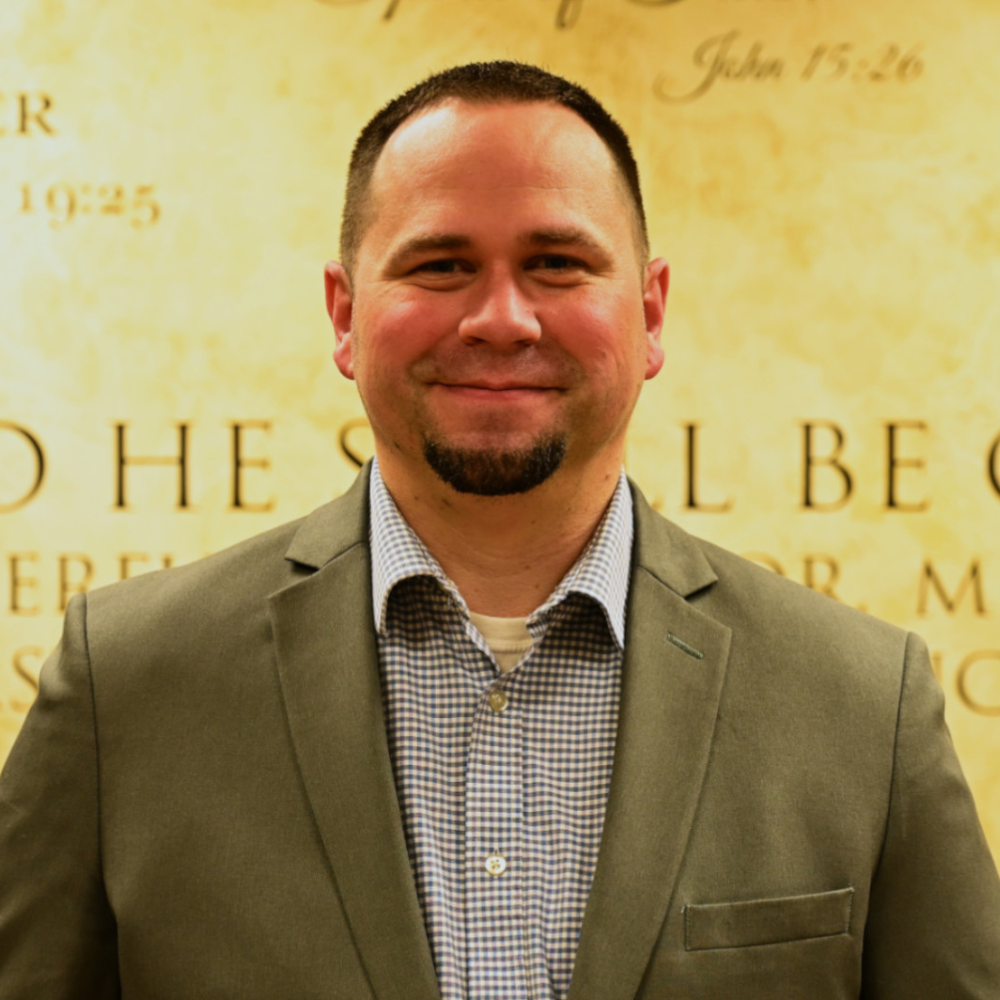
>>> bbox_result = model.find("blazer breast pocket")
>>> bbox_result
[683,887,854,951]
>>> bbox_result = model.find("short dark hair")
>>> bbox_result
[339,60,649,274]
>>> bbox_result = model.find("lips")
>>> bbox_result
[435,381,558,392]
[412,356,576,396]
[432,383,559,402]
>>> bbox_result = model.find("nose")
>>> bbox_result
[458,269,542,348]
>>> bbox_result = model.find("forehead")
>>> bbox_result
[360,99,636,258]
[376,100,624,207]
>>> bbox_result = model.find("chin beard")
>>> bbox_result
[423,435,567,496]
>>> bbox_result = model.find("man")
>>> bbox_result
[1,61,998,999]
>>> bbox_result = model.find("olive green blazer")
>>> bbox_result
[2,466,999,998]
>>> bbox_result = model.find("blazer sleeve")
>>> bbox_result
[0,593,120,998]
[860,631,1000,998]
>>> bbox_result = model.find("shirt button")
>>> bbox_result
[485,854,508,877]
[488,689,509,714]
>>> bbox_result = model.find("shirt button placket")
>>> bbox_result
[489,688,509,714]
[465,682,526,997]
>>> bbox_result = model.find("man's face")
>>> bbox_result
[326,99,668,496]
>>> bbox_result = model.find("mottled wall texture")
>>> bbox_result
[3,0,999,861]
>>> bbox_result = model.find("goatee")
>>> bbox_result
[423,435,567,496]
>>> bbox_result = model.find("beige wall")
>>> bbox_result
[2,0,999,862]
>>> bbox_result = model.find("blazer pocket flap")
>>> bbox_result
[684,887,854,951]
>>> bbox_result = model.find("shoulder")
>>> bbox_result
[86,515,306,629]
[695,534,907,663]
[631,487,911,700]
[83,467,371,660]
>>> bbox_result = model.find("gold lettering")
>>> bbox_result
[118,553,149,579]
[803,554,841,600]
[683,423,734,512]
[339,417,374,469]
[885,421,930,511]
[118,552,173,579]
[11,648,42,713]
[8,553,41,615]
[801,421,853,511]
[114,422,191,509]
[917,559,987,617]
[742,552,786,576]
[230,421,274,512]
[929,649,944,682]
[58,553,94,611]
[0,422,45,512]
[988,432,1000,499]
[955,650,1000,717]
[18,92,54,135]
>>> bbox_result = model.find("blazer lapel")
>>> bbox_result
[568,489,732,1000]
[268,468,441,1000]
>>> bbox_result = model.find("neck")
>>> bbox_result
[376,454,623,617]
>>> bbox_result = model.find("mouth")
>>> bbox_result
[431,382,560,401]
[433,376,562,390]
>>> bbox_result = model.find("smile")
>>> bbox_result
[432,383,560,401]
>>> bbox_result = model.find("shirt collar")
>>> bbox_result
[369,459,633,649]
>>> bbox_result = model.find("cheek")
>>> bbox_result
[545,300,647,378]
[356,297,455,368]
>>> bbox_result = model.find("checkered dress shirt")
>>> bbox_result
[370,462,632,1000]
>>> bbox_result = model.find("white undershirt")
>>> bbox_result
[468,611,534,674]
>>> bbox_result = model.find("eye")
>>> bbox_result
[412,258,470,275]
[530,254,583,270]
[526,253,592,284]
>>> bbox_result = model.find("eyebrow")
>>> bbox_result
[521,227,607,255]
[385,234,472,272]
[383,226,611,272]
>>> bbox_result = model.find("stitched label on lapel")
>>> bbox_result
[667,632,704,659]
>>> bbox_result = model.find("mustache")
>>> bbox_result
[410,351,580,388]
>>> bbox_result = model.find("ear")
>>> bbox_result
[325,261,356,380]
[642,257,669,380]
